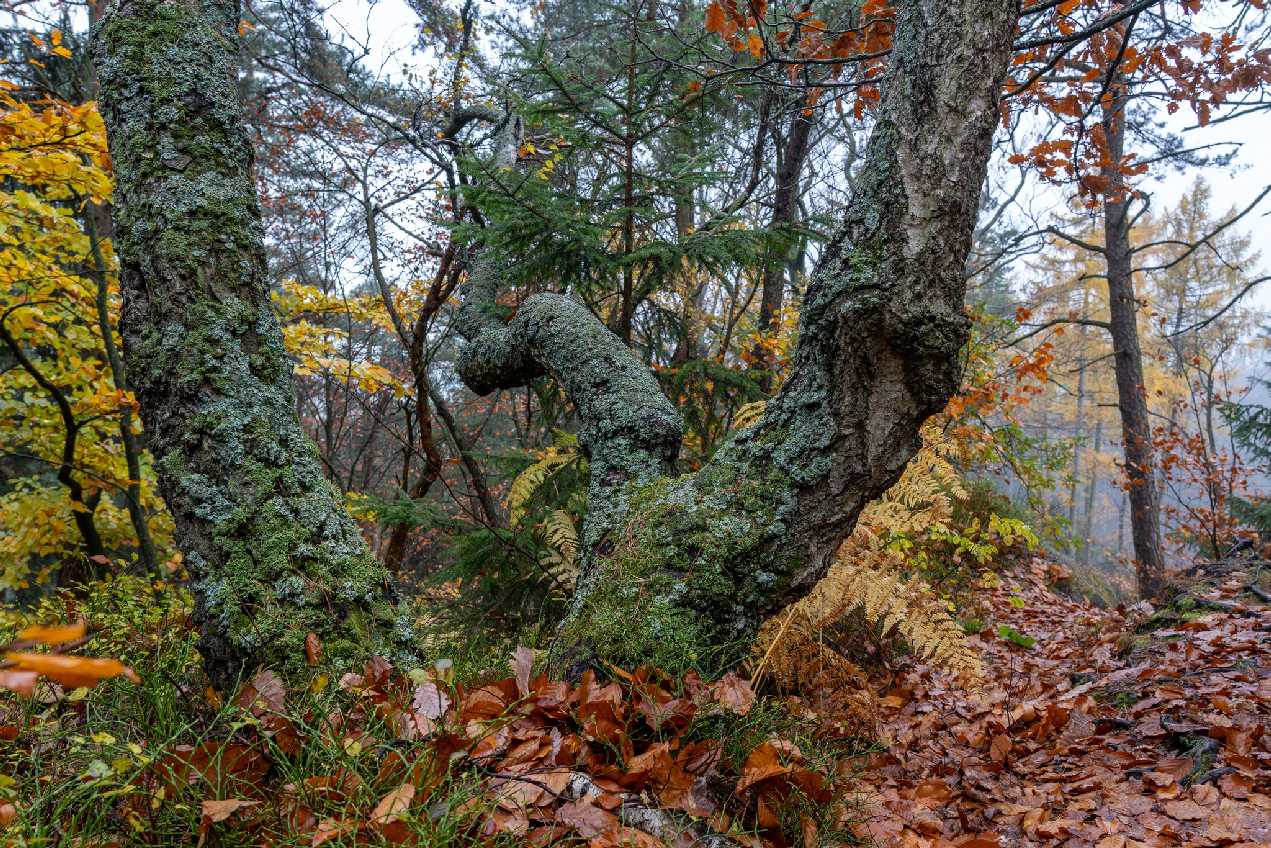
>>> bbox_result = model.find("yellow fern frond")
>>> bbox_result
[507,444,578,526]
[731,400,767,431]
[541,509,579,567]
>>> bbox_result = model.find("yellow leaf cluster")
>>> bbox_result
[0,92,172,584]
[273,281,406,396]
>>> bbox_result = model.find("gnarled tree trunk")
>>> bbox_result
[93,0,405,689]
[458,0,1020,674]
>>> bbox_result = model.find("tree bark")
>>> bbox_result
[1101,88,1166,599]
[93,0,404,689]
[458,0,1020,674]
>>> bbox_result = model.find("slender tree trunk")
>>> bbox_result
[1068,285,1092,526]
[752,104,814,391]
[457,0,1020,674]
[1081,417,1102,567]
[1102,87,1166,598]
[94,0,401,688]
[670,178,698,366]
[86,206,161,575]
[428,382,502,528]
[0,322,106,574]
[363,194,445,570]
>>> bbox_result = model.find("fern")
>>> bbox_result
[755,547,981,684]
[507,433,580,526]
[731,399,767,431]
[751,419,984,701]
[538,509,581,588]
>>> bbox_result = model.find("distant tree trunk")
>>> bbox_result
[363,193,445,570]
[457,0,1020,674]
[1101,87,1166,599]
[86,206,160,575]
[751,103,814,391]
[1068,286,1092,527]
[94,0,401,689]
[1081,417,1103,568]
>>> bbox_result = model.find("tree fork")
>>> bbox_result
[458,0,1021,674]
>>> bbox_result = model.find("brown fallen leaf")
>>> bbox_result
[1163,798,1207,821]
[713,672,756,715]
[554,799,619,838]
[989,733,1012,763]
[370,783,415,826]
[198,799,258,847]
[304,632,322,666]
[512,646,534,697]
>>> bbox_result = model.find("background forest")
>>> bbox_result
[0,0,1269,844]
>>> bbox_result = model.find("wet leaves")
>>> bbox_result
[853,557,1271,847]
[103,649,848,846]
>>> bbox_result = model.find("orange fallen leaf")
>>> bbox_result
[3,653,134,688]
[17,620,85,645]
[304,633,322,666]
[736,742,791,793]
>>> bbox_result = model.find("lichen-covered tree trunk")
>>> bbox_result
[93,0,406,689]
[459,0,1021,675]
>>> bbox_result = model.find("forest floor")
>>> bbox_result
[1,556,1268,847]
[854,557,1271,848]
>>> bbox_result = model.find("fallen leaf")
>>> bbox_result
[512,646,534,697]
[17,620,85,645]
[370,783,415,826]
[304,633,322,666]
[554,799,618,838]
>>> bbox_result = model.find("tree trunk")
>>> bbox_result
[93,0,402,689]
[751,104,814,391]
[1101,88,1166,599]
[457,0,1020,675]
[86,205,161,576]
[1081,417,1103,568]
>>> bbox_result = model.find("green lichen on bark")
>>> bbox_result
[94,0,410,688]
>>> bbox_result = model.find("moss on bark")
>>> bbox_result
[461,0,1020,677]
[94,0,410,688]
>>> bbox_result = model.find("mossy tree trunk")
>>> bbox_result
[93,0,406,689]
[459,0,1021,675]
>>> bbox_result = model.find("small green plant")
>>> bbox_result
[995,624,1037,649]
